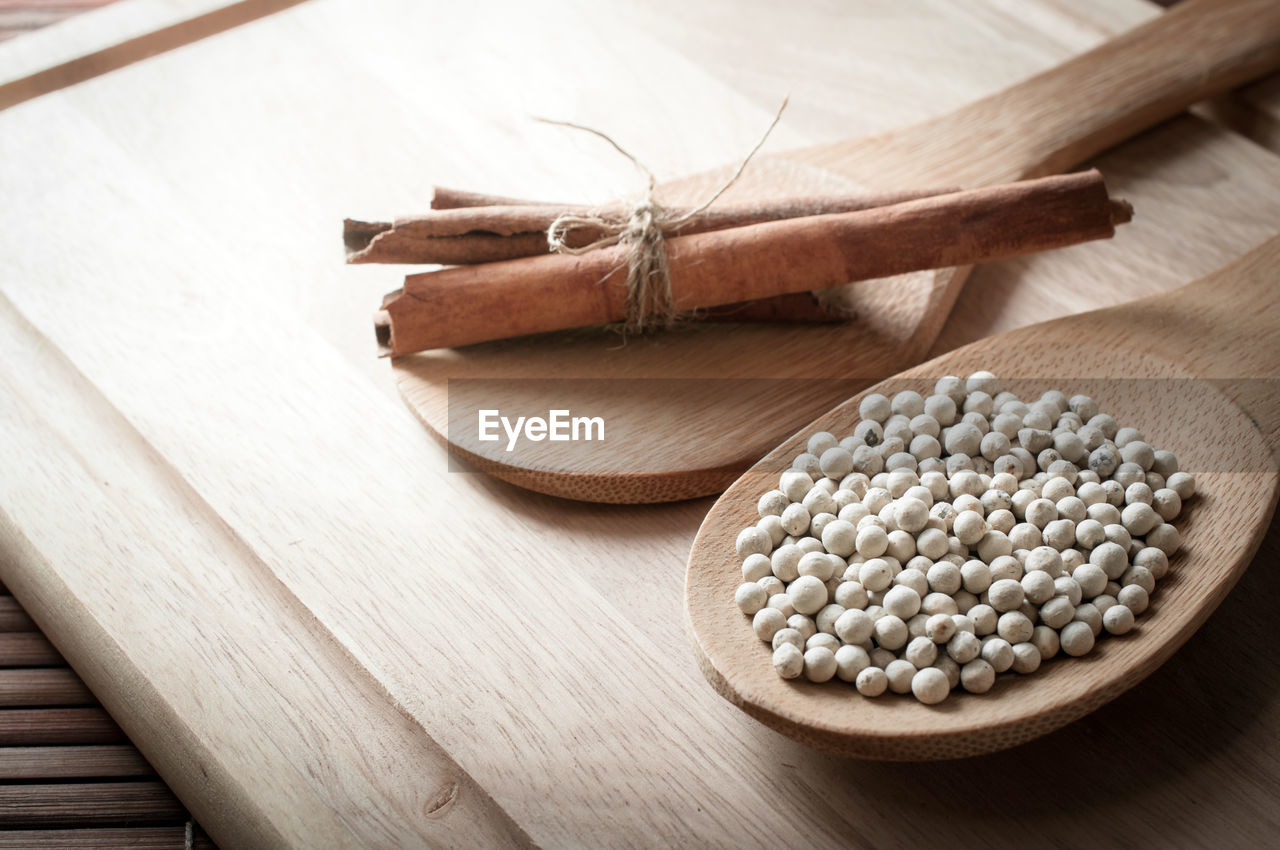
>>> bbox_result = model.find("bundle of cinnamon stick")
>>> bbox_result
[347,169,1131,357]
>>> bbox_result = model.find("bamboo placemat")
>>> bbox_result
[0,582,216,846]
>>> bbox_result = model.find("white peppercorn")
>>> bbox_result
[1073,605,1102,638]
[883,585,923,620]
[803,646,838,682]
[1119,439,1154,471]
[1008,522,1043,550]
[779,470,814,502]
[988,555,1022,583]
[1071,563,1108,598]
[981,636,1015,672]
[869,647,896,669]
[1010,642,1042,674]
[885,659,918,694]
[1038,596,1074,630]
[1089,541,1129,581]
[1112,462,1145,490]
[1042,518,1077,551]
[1117,584,1149,615]
[736,526,773,558]
[803,487,838,519]
[920,563,958,597]
[1103,603,1135,635]
[894,567,930,597]
[767,593,796,617]
[915,527,949,560]
[1146,523,1181,556]
[1121,565,1156,595]
[1059,621,1095,656]
[924,613,957,644]
[1121,502,1160,537]
[997,611,1034,644]
[855,666,888,696]
[751,575,781,601]
[786,575,828,616]
[736,583,768,615]
[787,614,817,641]
[947,630,982,664]
[815,604,845,636]
[886,452,919,473]
[1132,547,1169,580]
[1054,576,1084,607]
[965,603,997,636]
[772,628,804,652]
[855,525,890,559]
[1166,470,1196,500]
[758,515,786,547]
[773,643,804,678]
[918,457,945,478]
[985,509,1015,535]
[753,607,786,642]
[796,536,825,554]
[921,592,959,616]
[793,453,822,479]
[793,552,831,584]
[1105,523,1133,551]
[988,579,1025,612]
[911,666,950,704]
[779,503,810,537]
[1021,570,1056,605]
[857,558,892,593]
[904,635,939,669]
[758,489,788,517]
[1024,546,1063,575]
[745,373,1197,700]
[833,646,871,682]
[874,615,910,651]
[1031,624,1060,661]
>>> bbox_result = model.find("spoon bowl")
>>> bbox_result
[685,237,1280,759]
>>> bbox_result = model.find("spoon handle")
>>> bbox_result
[941,0,1280,184]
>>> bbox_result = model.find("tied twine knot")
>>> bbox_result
[539,97,788,336]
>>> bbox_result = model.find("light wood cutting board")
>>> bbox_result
[3,1,1280,847]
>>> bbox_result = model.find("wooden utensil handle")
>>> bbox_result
[950,0,1280,183]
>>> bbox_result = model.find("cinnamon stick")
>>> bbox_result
[376,170,1132,356]
[430,187,863,322]
[431,186,541,209]
[344,187,957,266]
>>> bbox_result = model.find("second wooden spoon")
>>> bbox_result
[685,236,1280,760]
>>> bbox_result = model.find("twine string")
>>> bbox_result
[538,97,788,334]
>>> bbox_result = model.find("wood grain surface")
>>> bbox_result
[687,236,1280,759]
[1,0,1280,848]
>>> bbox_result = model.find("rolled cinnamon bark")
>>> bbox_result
[345,187,956,265]
[376,170,1131,356]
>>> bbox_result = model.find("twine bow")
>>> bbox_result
[539,97,788,335]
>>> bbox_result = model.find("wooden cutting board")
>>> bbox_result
[3,1,1280,847]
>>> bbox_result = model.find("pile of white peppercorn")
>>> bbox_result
[733,372,1196,705]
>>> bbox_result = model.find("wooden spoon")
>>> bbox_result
[392,0,1280,504]
[685,235,1280,760]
